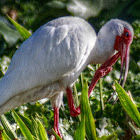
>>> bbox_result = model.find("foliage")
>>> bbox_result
[74,81,96,140]
[7,15,31,40]
[52,129,62,140]
[115,81,140,128]
[0,0,140,140]
[0,115,17,139]
[0,111,49,140]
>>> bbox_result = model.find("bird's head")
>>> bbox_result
[100,19,134,87]
[113,20,133,86]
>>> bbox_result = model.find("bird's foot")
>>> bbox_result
[69,106,80,117]
[66,87,81,117]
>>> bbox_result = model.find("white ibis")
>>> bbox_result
[0,17,133,138]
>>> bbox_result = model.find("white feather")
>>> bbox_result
[0,17,133,115]
[0,17,96,115]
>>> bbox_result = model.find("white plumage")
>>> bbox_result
[0,17,96,114]
[0,16,133,117]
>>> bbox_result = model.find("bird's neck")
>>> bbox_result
[89,36,116,65]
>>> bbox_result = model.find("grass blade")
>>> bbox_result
[2,130,11,140]
[31,117,39,139]
[36,119,49,140]
[74,115,85,140]
[12,110,35,140]
[97,134,118,140]
[83,81,97,140]
[7,15,31,40]
[74,80,97,140]
[115,80,140,127]
[0,115,17,139]
[17,113,32,130]
[98,64,104,111]
[132,135,140,140]
[52,129,62,140]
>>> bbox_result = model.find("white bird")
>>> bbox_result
[0,16,133,138]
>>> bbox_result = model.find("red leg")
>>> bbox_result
[53,107,62,139]
[66,88,80,117]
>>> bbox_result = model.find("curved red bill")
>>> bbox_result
[120,44,130,87]
[118,27,133,88]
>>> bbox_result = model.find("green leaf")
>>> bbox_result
[7,15,31,40]
[115,81,140,127]
[73,84,80,108]
[132,135,140,140]
[82,81,97,140]
[36,119,49,140]
[0,125,3,130]
[135,101,140,108]
[12,110,35,140]
[17,113,32,130]
[97,134,118,140]
[2,130,11,140]
[31,117,39,139]
[74,80,86,140]
[74,80,97,140]
[74,116,85,140]
[42,115,49,129]
[0,115,17,139]
[52,129,62,140]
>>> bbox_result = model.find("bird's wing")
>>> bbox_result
[0,17,96,104]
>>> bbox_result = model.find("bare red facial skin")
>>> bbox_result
[114,28,132,51]
[114,28,133,87]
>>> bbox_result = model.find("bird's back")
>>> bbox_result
[0,16,96,115]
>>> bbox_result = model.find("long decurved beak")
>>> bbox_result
[119,43,130,87]
[108,43,130,103]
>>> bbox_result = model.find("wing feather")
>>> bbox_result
[0,17,96,106]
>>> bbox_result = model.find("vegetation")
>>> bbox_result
[0,0,140,140]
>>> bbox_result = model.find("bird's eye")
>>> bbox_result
[125,32,129,37]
